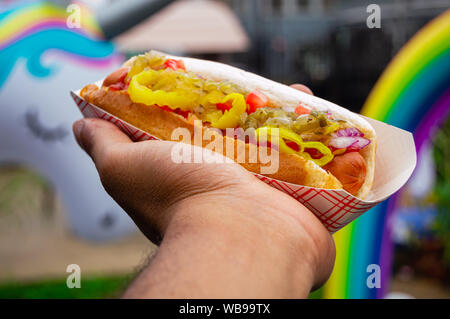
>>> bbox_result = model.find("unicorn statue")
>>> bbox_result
[0,0,136,240]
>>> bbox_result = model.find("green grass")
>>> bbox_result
[0,275,327,299]
[0,275,133,299]
[308,287,323,299]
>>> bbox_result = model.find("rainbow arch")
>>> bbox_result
[0,0,120,87]
[322,10,450,299]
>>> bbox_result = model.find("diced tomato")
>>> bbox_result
[285,140,300,152]
[304,148,323,159]
[160,105,173,113]
[295,104,310,115]
[175,108,190,119]
[246,90,268,113]
[163,59,177,70]
[216,100,233,113]
[164,59,186,71]
[328,145,338,153]
[159,105,190,119]
[176,59,186,70]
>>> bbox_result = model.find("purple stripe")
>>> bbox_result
[377,195,399,298]
[413,88,450,154]
[377,88,450,298]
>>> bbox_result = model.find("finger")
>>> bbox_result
[73,118,132,162]
[290,84,314,95]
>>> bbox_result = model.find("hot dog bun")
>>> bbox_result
[81,51,376,199]
[81,84,343,190]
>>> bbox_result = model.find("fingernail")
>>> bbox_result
[73,119,85,148]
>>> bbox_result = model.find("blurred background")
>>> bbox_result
[0,0,448,298]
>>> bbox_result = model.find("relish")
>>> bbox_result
[125,52,350,166]
[243,107,342,138]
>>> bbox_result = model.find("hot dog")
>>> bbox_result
[80,51,377,199]
[103,67,130,88]
[323,151,367,195]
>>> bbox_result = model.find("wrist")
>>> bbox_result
[163,191,320,297]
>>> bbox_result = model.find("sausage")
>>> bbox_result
[102,67,130,87]
[323,151,367,195]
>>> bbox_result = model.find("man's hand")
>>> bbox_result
[72,84,335,298]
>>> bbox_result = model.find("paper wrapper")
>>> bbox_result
[70,88,416,233]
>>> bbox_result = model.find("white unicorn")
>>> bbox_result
[0,50,136,241]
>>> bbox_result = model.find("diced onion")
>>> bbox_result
[334,127,364,137]
[329,136,370,150]
[347,137,371,150]
[329,127,370,151]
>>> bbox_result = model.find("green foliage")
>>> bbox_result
[308,287,323,299]
[432,115,450,263]
[0,275,132,299]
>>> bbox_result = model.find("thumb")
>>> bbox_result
[290,84,314,95]
[73,118,132,162]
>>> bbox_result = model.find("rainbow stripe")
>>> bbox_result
[321,9,450,299]
[0,1,121,87]
[0,2,101,46]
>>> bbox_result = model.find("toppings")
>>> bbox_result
[311,111,329,128]
[163,58,186,71]
[209,93,247,129]
[285,140,300,152]
[159,105,190,119]
[265,116,293,128]
[329,128,371,152]
[243,107,341,138]
[246,90,269,113]
[127,53,242,122]
[346,138,371,151]
[128,69,246,129]
[299,141,334,166]
[243,108,296,131]
[329,136,361,149]
[128,69,198,111]
[124,53,370,184]
[295,104,311,115]
[304,147,324,159]
[292,114,320,133]
[256,127,334,167]
[126,52,166,80]
[216,100,233,113]
[335,127,364,137]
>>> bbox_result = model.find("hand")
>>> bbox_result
[72,84,335,298]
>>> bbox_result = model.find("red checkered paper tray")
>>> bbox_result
[71,87,416,233]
